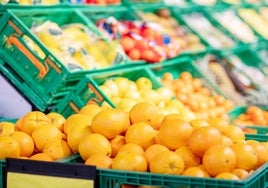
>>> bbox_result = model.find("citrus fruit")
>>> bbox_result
[85,153,113,169]
[175,146,201,169]
[144,144,169,163]
[47,112,66,132]
[110,135,126,158]
[215,172,240,180]
[0,122,15,136]
[231,142,258,171]
[129,102,159,126]
[232,168,250,180]
[112,152,147,172]
[30,153,54,162]
[117,143,144,155]
[247,140,268,169]
[43,139,72,160]
[188,126,222,157]
[0,135,20,159]
[182,166,210,178]
[78,133,111,161]
[11,131,34,157]
[20,111,51,135]
[125,122,156,150]
[149,150,185,175]
[203,145,237,177]
[32,124,63,152]
[158,117,193,150]
[63,114,91,135]
[91,108,130,139]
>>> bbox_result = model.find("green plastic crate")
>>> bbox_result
[121,0,165,7]
[228,105,268,135]
[51,64,161,117]
[0,8,130,111]
[56,144,268,188]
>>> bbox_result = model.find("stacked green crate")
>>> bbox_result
[0,8,133,111]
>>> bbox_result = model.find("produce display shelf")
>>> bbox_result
[0,8,137,112]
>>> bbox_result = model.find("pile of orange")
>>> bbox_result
[76,102,268,180]
[161,71,234,120]
[232,106,268,126]
[1,101,267,182]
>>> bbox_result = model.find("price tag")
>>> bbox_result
[5,158,96,188]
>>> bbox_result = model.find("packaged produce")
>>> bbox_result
[213,9,257,43]
[182,12,235,49]
[238,8,268,39]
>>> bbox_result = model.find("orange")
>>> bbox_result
[63,114,91,135]
[79,103,102,116]
[32,124,63,152]
[188,126,222,157]
[43,139,72,161]
[158,117,193,150]
[128,49,141,60]
[220,135,233,146]
[78,133,112,161]
[11,131,34,157]
[232,168,250,180]
[0,122,15,136]
[85,153,113,169]
[202,145,237,177]
[112,152,147,172]
[175,146,200,169]
[215,172,240,180]
[30,153,54,162]
[67,123,92,153]
[222,125,245,143]
[117,143,144,155]
[14,118,23,131]
[143,144,169,163]
[110,135,126,158]
[189,119,209,129]
[91,108,130,139]
[231,142,258,171]
[182,166,210,178]
[207,117,229,133]
[246,140,268,169]
[125,122,156,150]
[129,102,159,126]
[20,111,51,135]
[120,36,135,52]
[0,135,20,159]
[47,112,66,132]
[149,150,185,175]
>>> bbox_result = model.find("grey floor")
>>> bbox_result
[0,74,32,119]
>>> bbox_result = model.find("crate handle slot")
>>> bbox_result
[6,34,49,78]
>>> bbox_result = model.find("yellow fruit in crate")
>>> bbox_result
[20,111,51,135]
[175,146,201,169]
[78,133,112,161]
[112,152,148,172]
[149,150,185,175]
[63,114,91,135]
[91,108,130,139]
[103,79,119,97]
[78,103,102,122]
[0,135,20,159]
[11,131,35,157]
[0,122,15,136]
[113,77,132,95]
[43,139,72,160]
[32,124,63,152]
[215,172,240,180]
[136,77,153,91]
[182,166,210,178]
[85,153,113,169]
[67,124,92,153]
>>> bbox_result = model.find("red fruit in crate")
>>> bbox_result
[135,40,149,51]
[141,49,161,63]
[120,36,135,52]
[140,27,156,40]
[128,48,141,60]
